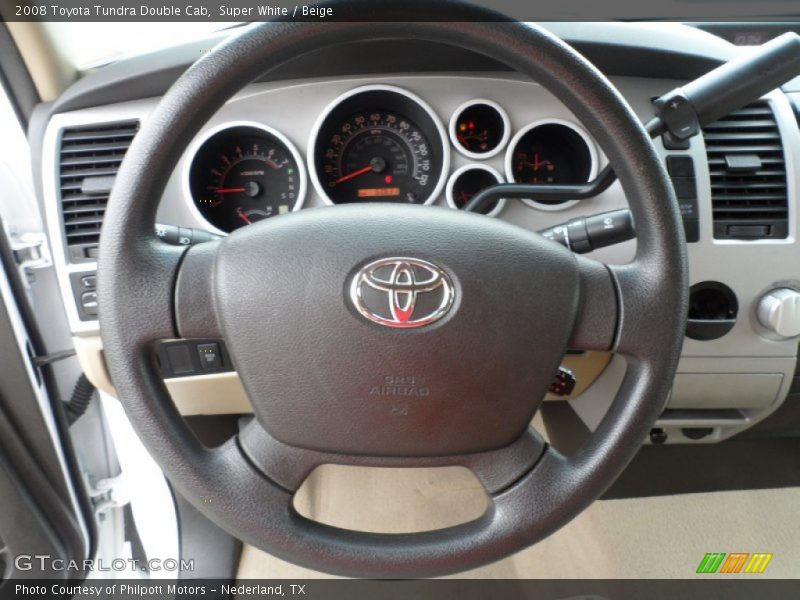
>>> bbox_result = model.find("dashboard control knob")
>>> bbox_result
[757,288,800,338]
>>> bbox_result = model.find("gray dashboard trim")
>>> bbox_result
[567,89,800,443]
[46,23,736,117]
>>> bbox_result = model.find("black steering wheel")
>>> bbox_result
[98,3,687,578]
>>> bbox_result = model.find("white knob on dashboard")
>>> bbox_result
[757,288,800,338]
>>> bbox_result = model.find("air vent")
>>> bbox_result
[58,121,139,262]
[703,102,788,240]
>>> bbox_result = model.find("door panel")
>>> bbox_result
[0,224,90,582]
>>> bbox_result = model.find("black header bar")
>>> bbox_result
[2,0,800,22]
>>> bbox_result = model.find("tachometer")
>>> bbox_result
[187,122,306,233]
[310,85,449,205]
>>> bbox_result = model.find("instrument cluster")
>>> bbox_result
[185,84,598,233]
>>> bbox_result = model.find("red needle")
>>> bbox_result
[214,187,246,194]
[332,165,372,186]
[237,209,252,225]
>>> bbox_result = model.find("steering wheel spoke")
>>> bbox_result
[568,255,619,352]
[97,238,186,347]
[238,419,547,495]
[173,240,223,338]
[569,256,669,361]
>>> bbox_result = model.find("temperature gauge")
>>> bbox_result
[446,164,505,217]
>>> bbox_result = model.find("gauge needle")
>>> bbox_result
[331,165,373,186]
[237,208,252,225]
[214,187,246,194]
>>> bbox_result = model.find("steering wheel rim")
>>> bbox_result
[98,5,687,578]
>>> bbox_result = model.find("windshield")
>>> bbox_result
[43,22,239,70]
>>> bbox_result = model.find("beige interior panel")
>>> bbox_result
[73,335,253,414]
[239,485,800,579]
[294,466,488,533]
[5,22,76,101]
[237,410,800,578]
[75,335,611,414]
[290,413,544,534]
[165,371,252,415]
[73,335,116,396]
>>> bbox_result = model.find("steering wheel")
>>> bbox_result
[98,2,687,578]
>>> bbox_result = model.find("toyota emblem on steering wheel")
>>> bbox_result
[350,257,455,328]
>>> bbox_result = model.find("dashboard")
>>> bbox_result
[183,83,598,232]
[68,74,626,250]
[36,22,800,446]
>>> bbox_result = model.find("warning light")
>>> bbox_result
[384,175,393,184]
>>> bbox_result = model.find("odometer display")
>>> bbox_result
[311,86,448,206]
[187,123,306,233]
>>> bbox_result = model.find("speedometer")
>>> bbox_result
[310,85,449,205]
[320,112,432,204]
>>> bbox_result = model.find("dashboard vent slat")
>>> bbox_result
[702,102,788,240]
[60,154,130,168]
[702,119,778,130]
[57,121,139,258]
[61,140,136,154]
[702,131,781,141]
[61,126,138,142]
[60,166,123,180]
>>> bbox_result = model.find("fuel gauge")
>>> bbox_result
[449,99,510,159]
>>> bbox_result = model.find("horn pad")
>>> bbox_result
[214,204,580,457]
